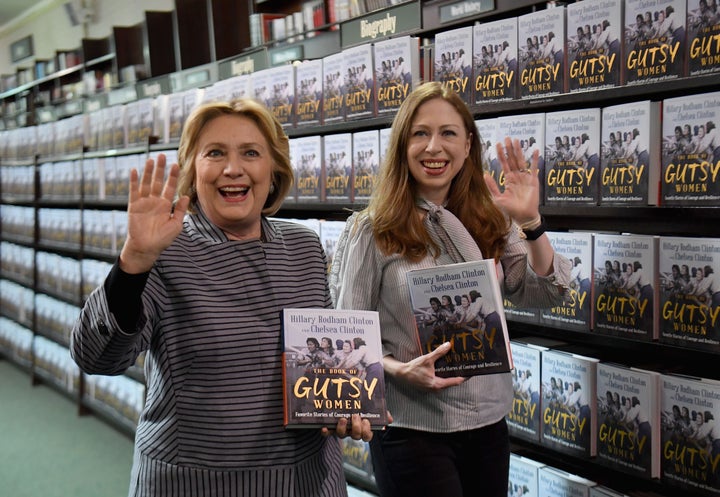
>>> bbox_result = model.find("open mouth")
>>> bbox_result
[219,186,250,198]
[422,161,448,174]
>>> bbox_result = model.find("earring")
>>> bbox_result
[269,183,276,194]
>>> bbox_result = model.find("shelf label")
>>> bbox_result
[269,45,304,66]
[170,63,218,92]
[136,76,171,99]
[439,0,494,24]
[107,86,137,106]
[341,2,421,48]
[219,49,269,79]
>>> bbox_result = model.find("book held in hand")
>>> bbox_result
[405,259,513,378]
[281,308,388,428]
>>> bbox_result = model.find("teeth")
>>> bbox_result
[220,186,249,193]
[423,161,446,169]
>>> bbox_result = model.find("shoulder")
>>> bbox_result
[269,218,322,243]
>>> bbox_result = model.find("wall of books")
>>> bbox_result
[1,0,720,495]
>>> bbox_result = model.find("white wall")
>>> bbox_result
[0,0,174,76]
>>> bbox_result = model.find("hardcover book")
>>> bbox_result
[433,25,474,105]
[226,74,252,100]
[472,17,518,104]
[518,7,567,99]
[596,362,661,479]
[544,231,593,332]
[599,100,662,206]
[319,219,345,273]
[323,133,352,203]
[658,236,720,352]
[323,51,345,124]
[544,107,602,205]
[351,129,379,204]
[406,259,513,378]
[343,43,375,121]
[508,340,547,442]
[251,67,272,111]
[541,348,599,458]
[592,233,659,342]
[373,35,420,116]
[538,466,597,497]
[496,112,546,206]
[623,0,686,85]
[263,64,295,128]
[660,373,720,495]
[566,0,622,92]
[661,91,720,206]
[687,0,720,76]
[292,135,323,203]
[509,453,546,497]
[281,308,388,428]
[295,58,323,126]
[475,117,500,189]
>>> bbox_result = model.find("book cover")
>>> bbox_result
[405,259,513,378]
[541,349,599,458]
[509,453,546,497]
[433,25,474,105]
[544,107,602,205]
[496,112,546,206]
[351,129,379,204]
[281,308,388,428]
[226,74,252,100]
[295,58,323,126]
[596,362,661,479]
[544,231,593,332]
[624,0,687,85]
[323,51,345,124]
[566,0,622,93]
[592,233,659,342]
[658,236,720,352]
[373,35,420,116]
[538,466,597,497]
[660,373,720,494]
[323,133,352,203]
[251,67,272,110]
[165,92,184,143]
[472,17,518,104]
[518,7,567,99]
[475,117,501,191]
[687,0,720,76]
[343,43,375,121]
[661,91,720,206]
[292,135,323,203]
[319,219,345,274]
[599,100,662,206]
[508,340,546,442]
[264,64,295,128]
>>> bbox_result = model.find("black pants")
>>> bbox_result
[369,419,510,497]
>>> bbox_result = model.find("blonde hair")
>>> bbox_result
[176,98,293,216]
[365,82,509,261]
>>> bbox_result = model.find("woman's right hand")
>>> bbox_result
[383,342,465,392]
[119,154,190,274]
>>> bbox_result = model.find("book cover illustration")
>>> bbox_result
[509,453,545,497]
[592,233,658,341]
[518,7,567,99]
[323,51,345,124]
[541,349,599,458]
[543,231,593,332]
[566,0,622,92]
[351,129,379,204]
[433,25,473,104]
[508,340,545,442]
[688,0,720,76]
[496,112,546,206]
[538,466,597,497]
[624,0,686,85]
[226,73,252,100]
[661,91,720,206]
[264,64,295,128]
[292,135,323,203]
[323,133,352,203]
[282,308,388,428]
[658,236,720,352]
[343,43,375,121]
[596,362,661,479]
[600,100,661,206]
[472,17,518,103]
[295,58,323,126]
[373,35,419,116]
[406,259,513,378]
[660,373,720,494]
[544,107,601,205]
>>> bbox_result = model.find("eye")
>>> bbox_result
[412,129,428,137]
[244,149,260,157]
[204,148,224,158]
[442,129,458,137]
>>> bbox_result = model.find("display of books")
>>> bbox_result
[592,233,659,342]
[661,91,720,206]
[538,466,597,497]
[322,51,345,124]
[658,235,720,352]
[687,0,720,76]
[281,308,388,428]
[343,43,375,121]
[518,6,567,99]
[544,107,601,205]
[373,35,420,116]
[596,362,661,479]
[323,133,352,203]
[509,453,546,497]
[472,17,518,103]
[295,58,323,126]
[496,112,546,206]
[263,64,295,128]
[405,259,512,378]
[433,25,473,104]
[351,129,379,204]
[292,135,323,203]
[508,340,547,442]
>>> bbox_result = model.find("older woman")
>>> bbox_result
[71,98,369,497]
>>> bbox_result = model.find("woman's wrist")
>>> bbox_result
[517,215,546,241]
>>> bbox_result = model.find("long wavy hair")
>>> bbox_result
[176,98,293,216]
[364,82,509,262]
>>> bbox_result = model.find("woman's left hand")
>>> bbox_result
[484,136,541,225]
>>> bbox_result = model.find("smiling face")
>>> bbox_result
[406,97,471,205]
[194,114,274,240]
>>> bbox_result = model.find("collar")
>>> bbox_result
[186,207,276,244]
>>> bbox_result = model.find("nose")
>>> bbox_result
[222,153,245,176]
[425,132,442,153]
